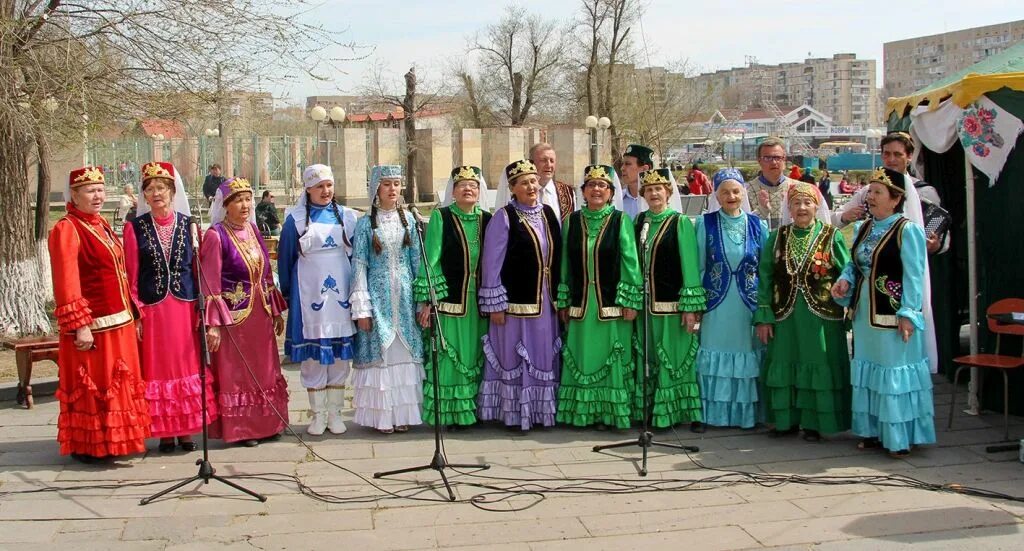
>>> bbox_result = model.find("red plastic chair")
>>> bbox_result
[948,298,1024,441]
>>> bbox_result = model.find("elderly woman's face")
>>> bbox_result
[225,191,253,224]
[866,182,901,219]
[510,174,540,205]
[143,178,174,212]
[642,183,671,212]
[583,179,612,209]
[716,180,745,213]
[453,179,480,208]
[789,195,817,228]
[71,183,106,215]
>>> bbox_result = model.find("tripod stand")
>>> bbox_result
[373,205,489,501]
[592,219,699,476]
[141,219,266,505]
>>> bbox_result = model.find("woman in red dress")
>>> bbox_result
[48,166,152,463]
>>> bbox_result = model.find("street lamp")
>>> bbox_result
[585,115,611,164]
[41,96,58,114]
[865,128,884,169]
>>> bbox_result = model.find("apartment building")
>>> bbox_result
[884,20,1024,98]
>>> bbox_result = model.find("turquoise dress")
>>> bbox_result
[836,213,935,452]
[695,210,768,428]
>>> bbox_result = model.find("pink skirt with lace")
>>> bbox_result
[139,296,218,438]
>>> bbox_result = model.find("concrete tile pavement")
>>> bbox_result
[0,368,1021,550]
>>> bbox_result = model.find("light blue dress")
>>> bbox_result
[836,213,935,452]
[695,210,768,428]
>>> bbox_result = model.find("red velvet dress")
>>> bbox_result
[47,204,151,457]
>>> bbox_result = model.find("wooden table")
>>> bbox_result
[2,336,59,409]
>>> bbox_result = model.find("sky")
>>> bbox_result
[272,0,1024,104]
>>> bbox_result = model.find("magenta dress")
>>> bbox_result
[124,212,218,438]
[477,202,561,430]
[200,221,289,443]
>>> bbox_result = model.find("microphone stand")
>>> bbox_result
[593,218,699,476]
[142,218,266,505]
[373,205,489,501]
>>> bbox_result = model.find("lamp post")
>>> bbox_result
[865,128,883,169]
[328,106,346,167]
[585,115,611,165]
[310,105,327,163]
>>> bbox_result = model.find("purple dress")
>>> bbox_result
[478,201,561,429]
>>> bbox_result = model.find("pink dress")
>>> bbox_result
[200,222,289,443]
[124,212,218,439]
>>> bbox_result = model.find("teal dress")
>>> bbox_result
[695,210,768,428]
[556,205,643,428]
[836,213,935,452]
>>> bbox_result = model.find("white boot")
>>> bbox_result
[306,389,328,436]
[326,387,348,435]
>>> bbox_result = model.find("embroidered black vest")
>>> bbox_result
[554,181,576,224]
[565,209,624,320]
[130,212,197,305]
[500,204,561,317]
[636,212,683,315]
[849,217,908,328]
[438,206,491,317]
[771,223,844,321]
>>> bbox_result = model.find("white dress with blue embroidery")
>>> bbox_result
[836,213,935,452]
[350,207,425,429]
[278,204,358,365]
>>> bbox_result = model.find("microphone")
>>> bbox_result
[407,204,425,231]
[190,218,201,250]
[639,220,650,249]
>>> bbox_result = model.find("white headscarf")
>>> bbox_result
[895,172,939,374]
[287,164,335,234]
[208,177,256,226]
[136,162,191,217]
[705,168,753,214]
[575,164,624,211]
[440,167,492,211]
[779,181,832,226]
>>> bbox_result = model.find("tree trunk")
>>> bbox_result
[35,134,54,299]
[0,108,52,337]
[403,68,417,203]
[511,72,524,126]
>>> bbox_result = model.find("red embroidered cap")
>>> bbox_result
[68,166,105,189]
[141,161,176,186]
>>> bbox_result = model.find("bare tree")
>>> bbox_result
[359,62,450,203]
[468,5,567,127]
[0,0,359,338]
[573,0,640,159]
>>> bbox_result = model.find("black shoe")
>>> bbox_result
[241,439,259,447]
[71,453,98,464]
[769,426,799,437]
[158,441,177,453]
[260,432,282,442]
[801,429,821,442]
[179,440,198,452]
[690,421,706,434]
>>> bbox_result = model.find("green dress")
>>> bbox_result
[413,206,488,426]
[556,205,643,428]
[753,219,852,434]
[634,208,707,427]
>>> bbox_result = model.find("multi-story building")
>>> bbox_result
[884,20,1024,98]
[690,53,879,127]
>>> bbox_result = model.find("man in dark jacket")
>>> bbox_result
[255,190,281,236]
[202,164,224,206]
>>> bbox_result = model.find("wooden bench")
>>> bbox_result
[2,336,60,409]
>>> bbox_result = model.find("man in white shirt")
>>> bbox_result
[620,144,654,219]
[529,142,577,225]
[832,132,947,254]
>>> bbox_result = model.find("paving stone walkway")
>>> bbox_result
[1,367,1022,550]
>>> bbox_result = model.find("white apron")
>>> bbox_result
[297,215,355,340]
